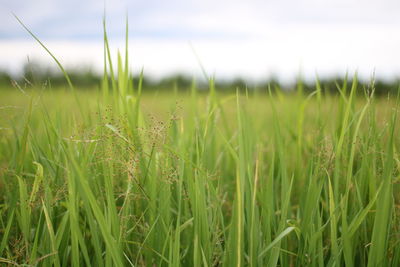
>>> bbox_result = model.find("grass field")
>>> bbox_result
[1,24,400,266]
[1,78,400,267]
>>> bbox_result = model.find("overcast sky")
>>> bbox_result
[1,0,400,82]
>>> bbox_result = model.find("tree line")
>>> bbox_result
[1,62,399,96]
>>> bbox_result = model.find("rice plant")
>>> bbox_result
[0,19,399,267]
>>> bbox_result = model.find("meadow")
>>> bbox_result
[1,23,400,266]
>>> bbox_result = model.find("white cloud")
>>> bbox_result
[1,21,400,83]
[1,0,400,80]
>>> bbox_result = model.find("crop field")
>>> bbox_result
[1,77,400,267]
[1,28,400,266]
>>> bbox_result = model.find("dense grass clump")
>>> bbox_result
[1,22,400,266]
[1,75,399,267]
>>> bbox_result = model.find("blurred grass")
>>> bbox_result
[1,83,399,266]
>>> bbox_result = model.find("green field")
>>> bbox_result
[1,79,399,266]
[1,24,400,266]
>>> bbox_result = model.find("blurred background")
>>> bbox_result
[1,0,400,91]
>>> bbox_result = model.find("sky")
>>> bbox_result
[1,0,400,83]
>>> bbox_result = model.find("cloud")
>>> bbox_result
[1,0,400,80]
[2,0,399,40]
[2,22,400,82]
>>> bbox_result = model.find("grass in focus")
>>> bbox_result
[1,21,400,267]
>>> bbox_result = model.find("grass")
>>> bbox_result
[1,21,400,267]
